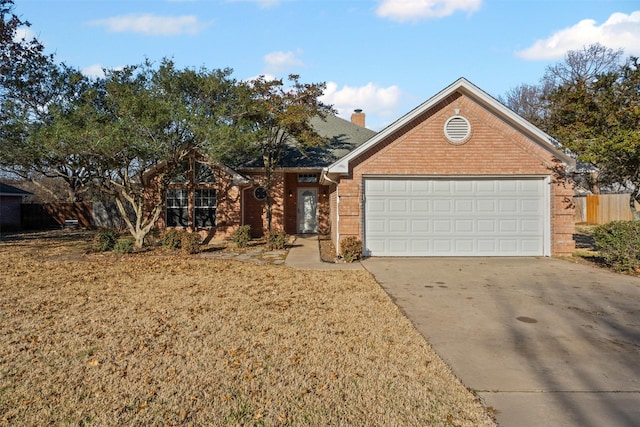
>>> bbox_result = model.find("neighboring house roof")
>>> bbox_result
[325,77,575,176]
[239,114,377,169]
[0,182,32,197]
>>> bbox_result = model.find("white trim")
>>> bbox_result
[444,115,471,144]
[544,176,552,257]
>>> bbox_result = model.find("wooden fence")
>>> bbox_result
[21,202,93,229]
[574,194,640,224]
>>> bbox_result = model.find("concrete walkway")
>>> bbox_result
[284,234,363,270]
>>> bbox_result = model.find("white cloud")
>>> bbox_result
[376,0,482,22]
[321,82,402,129]
[87,14,209,36]
[517,11,640,60]
[80,64,125,79]
[13,27,36,42]
[244,73,278,83]
[228,0,282,8]
[81,64,105,79]
[263,50,304,74]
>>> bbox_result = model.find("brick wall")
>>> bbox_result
[335,93,575,256]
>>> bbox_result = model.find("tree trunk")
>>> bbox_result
[113,193,163,248]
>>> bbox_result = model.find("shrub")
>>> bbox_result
[93,229,119,252]
[113,238,134,255]
[180,232,202,254]
[340,236,363,263]
[232,225,252,248]
[161,229,202,254]
[161,229,182,250]
[593,220,640,271]
[265,230,287,251]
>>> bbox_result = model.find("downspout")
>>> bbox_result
[321,169,340,256]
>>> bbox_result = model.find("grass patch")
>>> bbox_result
[0,230,494,426]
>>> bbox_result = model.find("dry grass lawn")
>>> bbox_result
[0,230,495,426]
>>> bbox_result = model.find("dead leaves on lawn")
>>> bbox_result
[0,231,495,426]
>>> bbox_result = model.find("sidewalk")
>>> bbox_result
[284,234,363,270]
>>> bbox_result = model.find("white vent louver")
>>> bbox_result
[444,116,471,144]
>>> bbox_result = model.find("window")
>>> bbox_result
[195,162,215,184]
[166,160,217,229]
[298,173,318,183]
[254,187,267,201]
[166,189,188,227]
[170,162,189,184]
[194,189,216,227]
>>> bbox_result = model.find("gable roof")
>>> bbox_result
[0,182,32,197]
[238,114,376,169]
[325,77,575,176]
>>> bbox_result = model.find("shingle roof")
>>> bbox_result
[239,114,377,169]
[0,182,32,196]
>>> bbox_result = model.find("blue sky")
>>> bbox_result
[13,0,640,130]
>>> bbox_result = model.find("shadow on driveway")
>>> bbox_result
[362,257,640,427]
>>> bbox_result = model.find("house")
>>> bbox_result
[157,111,376,239]
[0,182,33,231]
[161,78,576,257]
[323,78,575,257]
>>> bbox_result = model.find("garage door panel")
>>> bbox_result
[389,199,408,212]
[521,199,542,212]
[433,181,452,193]
[411,199,430,212]
[455,240,474,252]
[434,200,452,212]
[477,219,496,233]
[364,178,547,256]
[499,199,518,212]
[455,199,473,212]
[477,199,497,212]
[455,219,474,233]
[411,240,430,252]
[367,199,386,213]
[477,240,497,253]
[389,219,408,233]
[411,219,430,233]
[389,239,408,253]
[433,240,452,252]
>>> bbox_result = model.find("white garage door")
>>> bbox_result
[364,178,548,256]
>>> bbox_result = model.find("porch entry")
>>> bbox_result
[297,187,318,233]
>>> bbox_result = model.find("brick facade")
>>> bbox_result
[334,92,576,256]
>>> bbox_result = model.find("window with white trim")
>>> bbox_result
[298,173,318,183]
[166,189,189,227]
[194,188,216,227]
[166,160,217,228]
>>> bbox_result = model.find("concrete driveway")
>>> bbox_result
[362,257,640,427]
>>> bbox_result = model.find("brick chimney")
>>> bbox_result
[351,109,365,128]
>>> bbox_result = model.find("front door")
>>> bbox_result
[297,188,318,234]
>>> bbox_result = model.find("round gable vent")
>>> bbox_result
[444,116,471,144]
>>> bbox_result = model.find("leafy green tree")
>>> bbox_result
[87,60,240,247]
[545,55,640,218]
[237,75,334,232]
[501,44,640,218]
[1,0,95,201]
